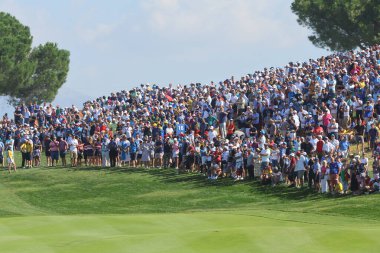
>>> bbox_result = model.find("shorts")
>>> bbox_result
[296,170,304,179]
[195,155,201,165]
[130,153,136,161]
[25,152,31,161]
[33,150,41,158]
[260,161,269,171]
[71,151,78,159]
[187,155,195,164]
[60,151,66,159]
[45,150,51,157]
[271,160,278,168]
[235,161,242,170]
[0,155,3,164]
[330,174,339,181]
[94,150,101,157]
[355,136,364,143]
[85,150,94,157]
[155,153,163,159]
[7,157,14,164]
[51,151,59,160]
[137,154,142,159]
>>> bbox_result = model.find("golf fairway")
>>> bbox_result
[1,210,379,253]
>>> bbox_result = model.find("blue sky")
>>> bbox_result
[0,0,328,113]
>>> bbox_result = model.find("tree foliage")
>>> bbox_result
[0,12,70,105]
[291,0,380,51]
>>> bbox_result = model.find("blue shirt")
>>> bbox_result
[364,105,373,118]
[339,140,349,151]
[330,162,340,175]
[176,124,187,136]
[130,141,138,153]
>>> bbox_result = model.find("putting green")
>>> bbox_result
[1,210,379,253]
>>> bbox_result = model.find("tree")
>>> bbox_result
[18,43,70,104]
[291,0,380,51]
[0,12,70,104]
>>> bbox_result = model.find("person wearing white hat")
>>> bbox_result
[260,143,271,172]
[295,151,307,188]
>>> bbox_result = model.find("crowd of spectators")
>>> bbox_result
[1,45,380,195]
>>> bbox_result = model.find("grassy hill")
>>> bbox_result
[1,165,380,253]
[1,166,379,218]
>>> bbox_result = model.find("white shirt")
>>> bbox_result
[328,122,339,133]
[258,136,266,149]
[260,148,271,162]
[68,139,78,152]
[270,149,279,161]
[208,130,217,142]
[166,127,174,136]
[330,139,339,150]
[295,155,306,171]
[342,104,350,117]
[230,95,238,104]
[222,150,229,161]
[353,100,363,110]
[323,142,334,153]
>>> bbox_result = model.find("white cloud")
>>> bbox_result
[76,23,117,43]
[138,0,306,47]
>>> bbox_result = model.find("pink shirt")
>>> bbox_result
[322,114,332,127]
[49,140,59,152]
[172,143,179,154]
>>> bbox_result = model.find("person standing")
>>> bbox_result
[218,108,228,139]
[68,135,79,167]
[259,143,271,172]
[101,137,110,167]
[320,160,329,193]
[59,137,68,166]
[141,137,151,167]
[20,139,28,168]
[108,137,119,167]
[368,123,379,151]
[49,136,60,167]
[33,136,42,167]
[154,136,164,168]
[6,147,17,173]
[246,148,255,180]
[0,139,4,167]
[295,152,307,188]
[44,135,52,167]
[129,137,139,168]
[329,156,341,193]
[25,139,33,168]
[354,118,365,154]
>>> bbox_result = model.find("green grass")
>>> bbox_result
[1,161,380,252]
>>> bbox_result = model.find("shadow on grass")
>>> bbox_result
[59,165,354,201]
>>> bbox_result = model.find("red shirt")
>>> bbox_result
[313,126,324,135]
[316,140,324,153]
[227,123,235,135]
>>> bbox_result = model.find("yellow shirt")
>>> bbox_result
[20,143,27,153]
[26,142,33,152]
